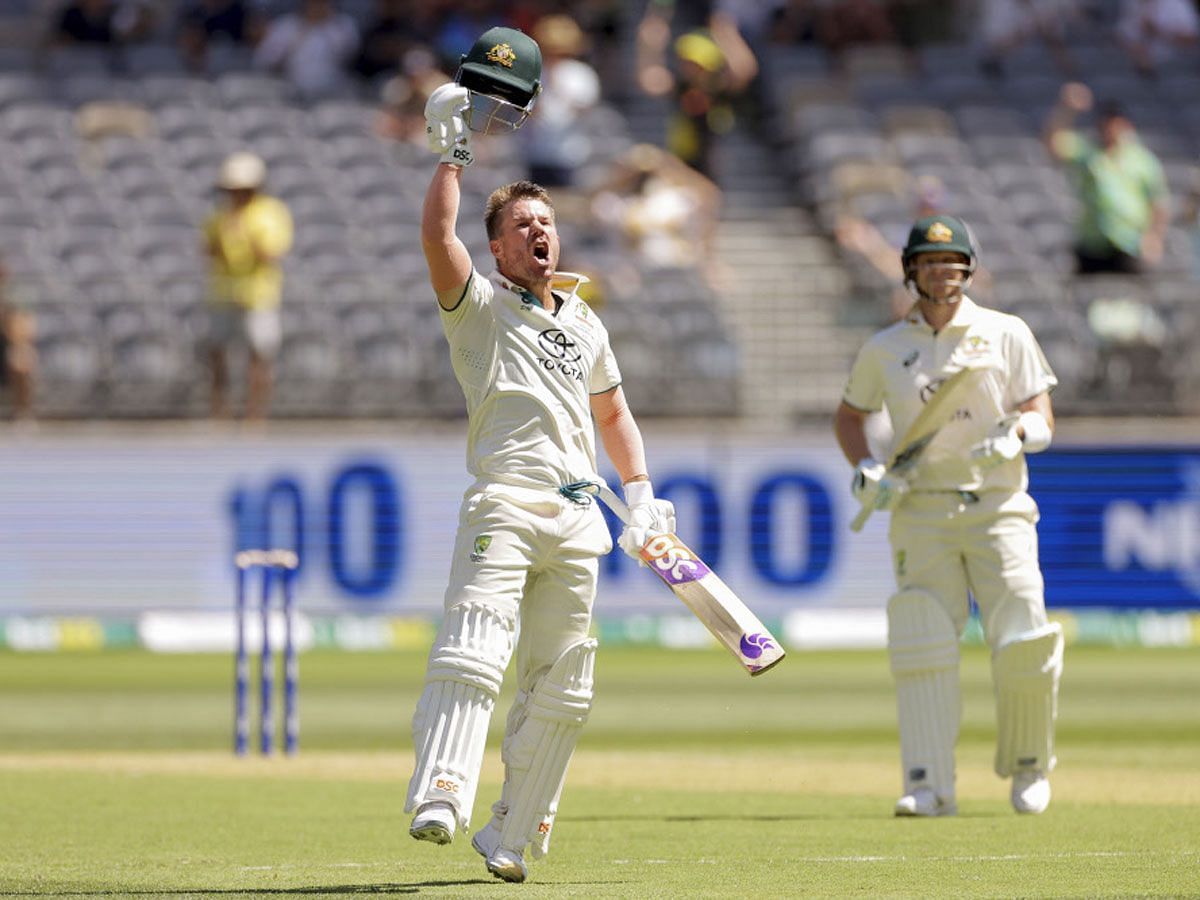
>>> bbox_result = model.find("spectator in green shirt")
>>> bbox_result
[1044,81,1169,275]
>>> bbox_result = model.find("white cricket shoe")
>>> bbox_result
[894,787,957,817]
[485,847,528,883]
[471,821,528,882]
[1011,771,1051,814]
[409,801,456,845]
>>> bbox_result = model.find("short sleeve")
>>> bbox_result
[842,342,884,413]
[589,328,622,395]
[1005,317,1058,406]
[439,269,492,333]
[255,200,293,257]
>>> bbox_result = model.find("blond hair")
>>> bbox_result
[484,181,553,240]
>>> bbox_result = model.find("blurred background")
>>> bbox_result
[0,0,1197,655]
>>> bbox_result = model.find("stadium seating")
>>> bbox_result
[0,45,738,419]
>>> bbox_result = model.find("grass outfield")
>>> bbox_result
[0,646,1197,897]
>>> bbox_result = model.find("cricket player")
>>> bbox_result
[405,28,675,884]
[834,215,1062,817]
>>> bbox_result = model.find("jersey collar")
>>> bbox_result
[904,295,981,333]
[489,270,591,312]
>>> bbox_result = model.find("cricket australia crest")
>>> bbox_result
[926,222,954,243]
[486,43,516,68]
[470,534,492,562]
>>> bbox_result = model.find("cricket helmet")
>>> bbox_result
[455,26,542,134]
[901,214,978,302]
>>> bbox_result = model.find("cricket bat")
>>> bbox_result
[849,365,989,533]
[591,484,785,677]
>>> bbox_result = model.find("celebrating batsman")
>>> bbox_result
[405,27,675,883]
[834,215,1063,817]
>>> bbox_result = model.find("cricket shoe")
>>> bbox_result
[1011,771,1051,814]
[472,823,527,884]
[409,801,456,845]
[894,787,957,817]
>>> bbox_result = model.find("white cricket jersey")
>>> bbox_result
[440,269,623,493]
[842,297,1057,493]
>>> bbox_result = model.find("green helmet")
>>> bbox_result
[902,214,978,269]
[901,214,978,301]
[456,26,542,134]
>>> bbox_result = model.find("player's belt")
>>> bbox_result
[912,489,981,504]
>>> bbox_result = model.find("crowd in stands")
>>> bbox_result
[0,0,1197,421]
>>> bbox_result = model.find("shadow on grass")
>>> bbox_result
[0,879,634,896]
[0,882,488,897]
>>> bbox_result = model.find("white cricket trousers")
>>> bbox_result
[445,484,612,684]
[888,489,1049,646]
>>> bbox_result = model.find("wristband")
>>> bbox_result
[1017,411,1052,453]
[624,480,654,506]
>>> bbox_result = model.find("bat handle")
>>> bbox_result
[849,504,872,533]
[585,482,631,523]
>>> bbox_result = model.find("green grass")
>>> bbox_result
[0,646,1198,897]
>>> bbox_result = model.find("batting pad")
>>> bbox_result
[992,622,1063,778]
[888,590,961,801]
[406,601,514,828]
[498,638,596,859]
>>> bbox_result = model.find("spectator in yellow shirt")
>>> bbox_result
[203,152,293,421]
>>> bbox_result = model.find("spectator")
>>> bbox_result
[590,142,723,280]
[637,6,757,177]
[47,0,153,46]
[519,14,601,188]
[1044,82,1169,275]
[254,0,359,98]
[978,0,1080,77]
[0,258,36,423]
[1117,0,1199,76]
[177,0,264,73]
[203,152,293,422]
[354,0,430,81]
[769,0,821,45]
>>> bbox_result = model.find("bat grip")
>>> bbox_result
[849,504,872,533]
[586,482,631,523]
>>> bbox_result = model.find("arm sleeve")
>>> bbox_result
[841,342,884,413]
[1005,318,1058,407]
[589,326,623,394]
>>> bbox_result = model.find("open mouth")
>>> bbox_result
[532,240,550,263]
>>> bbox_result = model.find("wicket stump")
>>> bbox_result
[234,549,299,756]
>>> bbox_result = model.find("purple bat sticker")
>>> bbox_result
[740,632,775,660]
[641,535,712,585]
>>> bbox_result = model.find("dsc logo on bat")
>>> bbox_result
[640,534,712,586]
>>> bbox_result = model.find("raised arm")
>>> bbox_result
[422,163,473,299]
[421,83,476,303]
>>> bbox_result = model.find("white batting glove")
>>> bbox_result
[424,83,473,167]
[970,416,1023,471]
[852,458,908,512]
[617,481,676,562]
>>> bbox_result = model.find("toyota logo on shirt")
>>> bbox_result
[538,329,582,362]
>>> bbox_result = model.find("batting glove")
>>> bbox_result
[618,481,676,562]
[424,83,473,167]
[970,416,1023,471]
[852,458,908,512]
